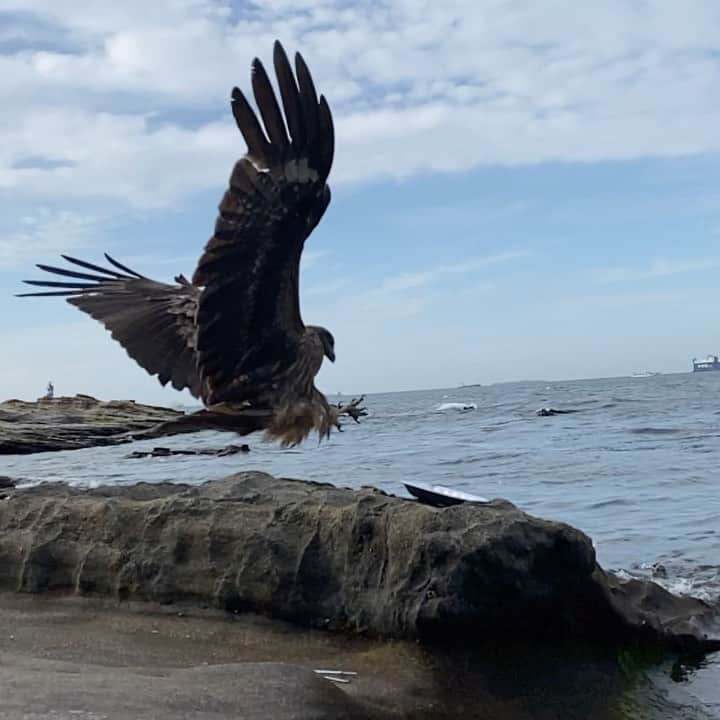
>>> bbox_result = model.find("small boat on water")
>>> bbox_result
[692,355,720,372]
[631,371,661,378]
[404,482,489,507]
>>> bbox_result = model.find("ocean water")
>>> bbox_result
[3,372,720,717]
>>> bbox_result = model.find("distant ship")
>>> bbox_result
[692,355,720,372]
[631,371,661,378]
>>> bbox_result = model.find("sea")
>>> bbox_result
[3,372,720,718]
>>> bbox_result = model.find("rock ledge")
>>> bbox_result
[0,472,717,653]
[0,395,184,453]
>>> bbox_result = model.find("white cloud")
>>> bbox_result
[598,256,720,283]
[0,1,717,207]
[0,209,98,268]
[378,251,530,294]
[302,251,520,330]
[0,110,236,208]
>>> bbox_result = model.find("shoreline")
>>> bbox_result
[1,397,719,717]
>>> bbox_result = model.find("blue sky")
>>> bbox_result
[1,0,719,402]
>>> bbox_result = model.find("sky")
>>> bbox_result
[0,0,719,403]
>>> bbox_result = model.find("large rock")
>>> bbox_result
[0,395,183,453]
[0,472,717,654]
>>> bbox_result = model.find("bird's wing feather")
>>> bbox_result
[192,40,334,405]
[18,254,201,397]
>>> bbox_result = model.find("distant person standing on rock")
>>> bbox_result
[44,381,54,399]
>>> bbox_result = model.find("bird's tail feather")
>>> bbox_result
[267,398,334,447]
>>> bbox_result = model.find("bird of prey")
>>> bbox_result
[18,40,365,446]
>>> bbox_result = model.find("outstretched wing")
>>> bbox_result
[193,40,334,405]
[18,254,201,397]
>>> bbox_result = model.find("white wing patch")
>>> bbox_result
[285,157,318,183]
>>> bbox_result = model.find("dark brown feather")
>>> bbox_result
[273,40,305,148]
[295,52,320,146]
[62,254,128,278]
[104,252,145,278]
[231,86,270,164]
[317,96,335,179]
[251,59,289,152]
[19,256,201,397]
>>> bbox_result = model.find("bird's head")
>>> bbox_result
[311,326,336,363]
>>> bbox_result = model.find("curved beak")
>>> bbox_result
[327,348,336,363]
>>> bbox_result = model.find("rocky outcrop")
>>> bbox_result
[125,443,250,459]
[0,475,16,500]
[0,473,717,654]
[0,395,184,454]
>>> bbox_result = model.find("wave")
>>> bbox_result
[628,427,685,435]
[436,402,477,412]
[622,563,720,605]
[654,576,719,604]
[586,497,635,510]
[437,451,527,466]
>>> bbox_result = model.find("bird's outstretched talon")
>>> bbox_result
[335,395,367,424]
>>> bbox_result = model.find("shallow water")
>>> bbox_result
[3,372,720,717]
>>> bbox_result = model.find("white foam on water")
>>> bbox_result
[436,402,477,412]
[654,575,720,604]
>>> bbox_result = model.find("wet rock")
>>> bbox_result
[0,472,717,655]
[0,656,369,720]
[0,592,632,720]
[0,395,185,454]
[125,444,250,459]
[0,476,16,488]
[536,407,579,416]
[651,562,668,579]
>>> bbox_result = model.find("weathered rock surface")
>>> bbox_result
[0,594,374,720]
[0,395,184,454]
[0,473,717,654]
[1,658,368,720]
[0,593,632,720]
